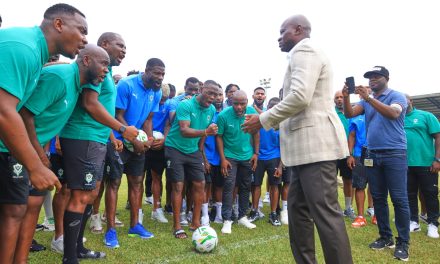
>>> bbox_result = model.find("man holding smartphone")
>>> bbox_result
[343,66,410,262]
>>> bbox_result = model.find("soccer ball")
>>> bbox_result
[123,130,148,152]
[192,226,218,253]
[152,131,164,140]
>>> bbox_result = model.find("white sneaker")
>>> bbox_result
[280,210,288,225]
[201,215,210,226]
[90,213,103,234]
[366,207,375,217]
[238,216,256,229]
[115,216,124,227]
[409,221,421,232]
[180,212,189,226]
[42,217,55,231]
[144,196,153,205]
[51,235,63,254]
[151,208,168,223]
[427,223,439,238]
[221,220,232,234]
[263,192,270,203]
[258,199,264,209]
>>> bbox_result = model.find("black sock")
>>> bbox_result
[76,204,93,254]
[63,210,83,264]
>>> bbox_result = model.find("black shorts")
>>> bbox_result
[209,164,223,187]
[281,166,291,184]
[352,157,367,189]
[50,153,65,183]
[103,143,124,181]
[60,138,106,190]
[164,146,205,183]
[253,158,281,186]
[0,153,29,204]
[337,158,352,179]
[120,146,145,176]
[145,148,166,175]
[29,187,48,197]
[203,163,218,184]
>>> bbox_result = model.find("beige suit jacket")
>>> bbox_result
[260,38,349,166]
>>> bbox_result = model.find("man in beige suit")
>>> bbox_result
[242,14,353,264]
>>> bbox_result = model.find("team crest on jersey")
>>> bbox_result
[166,160,171,168]
[85,172,93,184]
[413,119,418,124]
[149,95,154,101]
[207,115,211,122]
[12,163,23,178]
[58,168,64,177]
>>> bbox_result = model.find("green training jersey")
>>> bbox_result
[217,106,257,161]
[24,62,82,146]
[405,108,440,166]
[335,106,349,138]
[0,26,49,152]
[165,96,215,154]
[60,67,116,144]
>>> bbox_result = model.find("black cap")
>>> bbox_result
[363,66,389,79]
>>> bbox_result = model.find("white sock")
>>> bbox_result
[201,203,209,217]
[345,197,352,209]
[282,200,288,211]
[216,202,222,217]
[43,191,54,219]
[182,199,187,212]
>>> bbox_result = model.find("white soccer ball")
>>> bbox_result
[192,226,218,253]
[152,131,164,140]
[124,130,148,152]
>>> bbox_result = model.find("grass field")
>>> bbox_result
[30,176,439,264]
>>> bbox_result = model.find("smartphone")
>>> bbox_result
[346,77,355,94]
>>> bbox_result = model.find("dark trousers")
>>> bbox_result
[287,160,353,264]
[221,158,252,220]
[407,166,439,226]
[367,149,410,242]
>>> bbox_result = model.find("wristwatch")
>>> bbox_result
[435,157,440,163]
[118,125,127,134]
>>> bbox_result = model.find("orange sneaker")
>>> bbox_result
[351,216,367,228]
[372,215,377,225]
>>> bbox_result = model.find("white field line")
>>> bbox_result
[139,233,289,264]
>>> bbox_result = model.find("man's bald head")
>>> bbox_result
[76,44,110,86]
[97,32,122,46]
[231,90,248,116]
[278,14,312,52]
[232,90,248,101]
[77,44,109,63]
[283,15,311,36]
[334,90,344,110]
